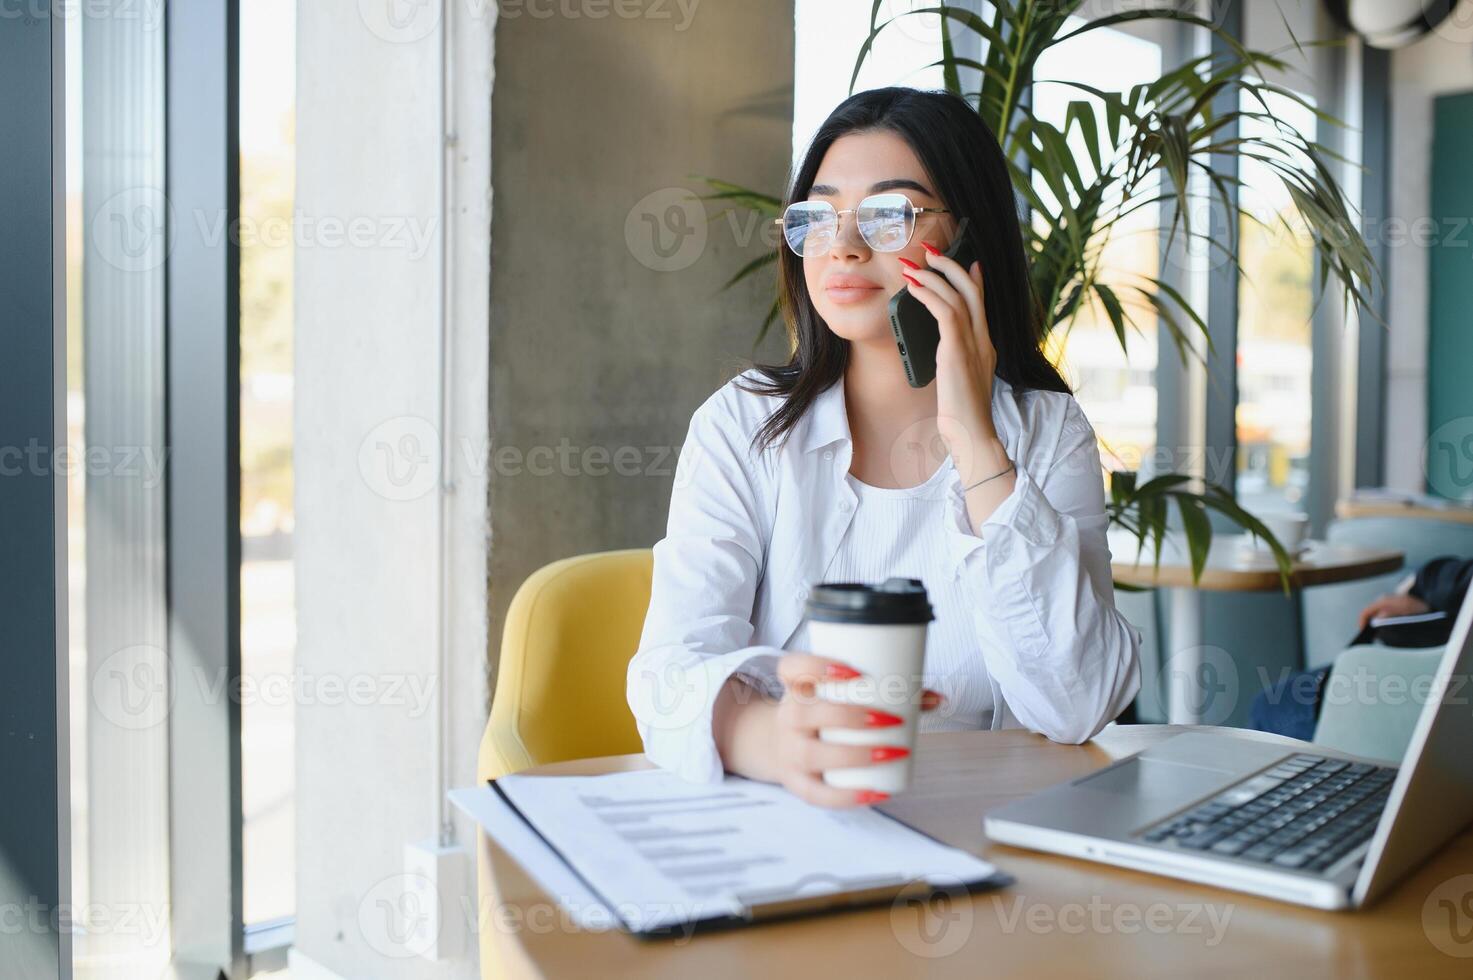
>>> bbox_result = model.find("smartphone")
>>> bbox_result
[887,233,979,388]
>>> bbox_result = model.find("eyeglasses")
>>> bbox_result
[774,192,950,257]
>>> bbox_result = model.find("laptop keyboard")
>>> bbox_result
[1137,753,1398,874]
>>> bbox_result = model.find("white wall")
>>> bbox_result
[292,2,494,977]
[1385,2,1473,490]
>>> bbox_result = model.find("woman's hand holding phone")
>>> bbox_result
[899,240,1003,482]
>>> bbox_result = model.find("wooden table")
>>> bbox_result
[1109,534,1403,724]
[1337,498,1473,525]
[475,726,1473,979]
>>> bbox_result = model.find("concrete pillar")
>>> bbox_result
[487,0,796,690]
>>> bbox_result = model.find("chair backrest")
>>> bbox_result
[478,549,653,782]
[1302,517,1473,669]
[1313,644,1448,764]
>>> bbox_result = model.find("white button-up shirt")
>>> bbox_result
[627,369,1142,784]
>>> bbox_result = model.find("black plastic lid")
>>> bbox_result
[805,578,934,624]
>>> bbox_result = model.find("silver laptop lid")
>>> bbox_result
[1352,582,1473,906]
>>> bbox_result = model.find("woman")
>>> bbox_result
[627,87,1140,806]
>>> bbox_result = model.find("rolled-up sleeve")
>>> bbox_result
[944,401,1141,743]
[626,391,784,784]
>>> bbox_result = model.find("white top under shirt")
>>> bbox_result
[786,455,994,730]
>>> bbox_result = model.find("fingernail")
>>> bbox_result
[855,790,890,804]
[871,746,909,762]
[865,710,904,727]
[824,663,861,679]
[920,240,940,255]
[901,273,920,288]
[896,256,920,270]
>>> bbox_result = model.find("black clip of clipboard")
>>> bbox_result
[488,777,1013,940]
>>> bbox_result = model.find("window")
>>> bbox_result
[240,0,298,931]
[1033,19,1164,477]
[793,0,945,166]
[1234,86,1317,512]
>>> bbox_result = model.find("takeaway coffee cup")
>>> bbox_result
[803,577,934,795]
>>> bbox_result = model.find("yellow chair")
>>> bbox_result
[477,548,654,782]
[476,549,653,977]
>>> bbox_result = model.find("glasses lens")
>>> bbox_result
[782,201,836,256]
[856,193,915,252]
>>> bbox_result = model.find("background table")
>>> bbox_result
[1337,497,1473,525]
[475,726,1473,979]
[1109,534,1403,724]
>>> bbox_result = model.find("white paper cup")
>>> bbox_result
[1250,511,1309,553]
[801,579,933,795]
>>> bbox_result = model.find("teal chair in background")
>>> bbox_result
[1312,643,1447,764]
[1301,517,1473,669]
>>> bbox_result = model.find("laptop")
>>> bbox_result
[983,591,1473,910]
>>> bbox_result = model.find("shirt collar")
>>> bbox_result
[794,376,850,455]
[794,372,1014,455]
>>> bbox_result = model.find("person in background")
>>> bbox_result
[1250,556,1473,740]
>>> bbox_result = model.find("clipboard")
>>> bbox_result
[487,776,1013,939]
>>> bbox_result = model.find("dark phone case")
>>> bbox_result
[887,235,979,388]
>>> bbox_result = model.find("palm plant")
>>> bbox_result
[696,0,1382,588]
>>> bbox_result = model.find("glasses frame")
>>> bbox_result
[773,192,950,256]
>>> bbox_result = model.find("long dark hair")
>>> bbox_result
[738,86,1070,451]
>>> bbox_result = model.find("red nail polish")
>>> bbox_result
[865,710,903,727]
[896,256,920,270]
[855,790,890,805]
[901,273,920,288]
[920,240,941,255]
[871,746,909,762]
[824,663,861,680]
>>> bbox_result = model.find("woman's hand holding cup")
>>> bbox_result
[770,652,943,808]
